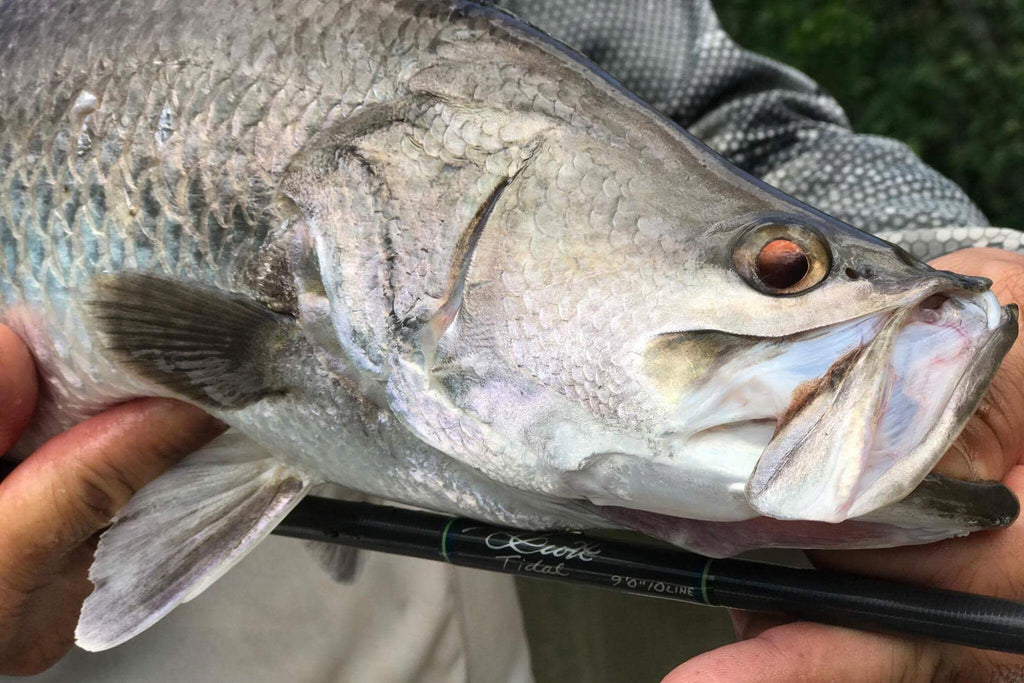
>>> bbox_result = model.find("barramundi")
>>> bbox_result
[0,0,1017,651]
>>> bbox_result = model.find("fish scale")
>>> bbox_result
[0,0,418,434]
[1,0,423,307]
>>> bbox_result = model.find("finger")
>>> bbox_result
[662,621,939,683]
[930,247,1024,302]
[0,398,224,585]
[0,324,37,454]
[729,610,794,640]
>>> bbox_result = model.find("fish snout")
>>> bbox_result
[946,272,993,293]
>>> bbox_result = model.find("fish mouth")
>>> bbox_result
[565,285,1019,542]
[746,290,1018,522]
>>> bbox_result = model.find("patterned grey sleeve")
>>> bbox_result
[878,226,1023,261]
[497,0,990,235]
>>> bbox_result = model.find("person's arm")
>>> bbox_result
[0,324,223,675]
[500,0,990,234]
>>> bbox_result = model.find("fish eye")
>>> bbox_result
[733,223,831,295]
[757,239,808,289]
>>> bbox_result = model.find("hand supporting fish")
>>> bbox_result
[0,325,222,675]
[0,0,1019,653]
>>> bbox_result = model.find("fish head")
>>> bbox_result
[409,125,1018,533]
[281,40,1017,549]
[638,211,1019,524]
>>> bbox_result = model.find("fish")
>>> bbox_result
[0,0,1017,652]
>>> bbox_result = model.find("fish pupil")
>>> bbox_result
[757,239,810,290]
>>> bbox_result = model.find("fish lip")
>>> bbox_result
[584,304,1019,552]
[582,296,1017,527]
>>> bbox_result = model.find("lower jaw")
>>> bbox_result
[597,474,1019,558]
[839,301,1020,520]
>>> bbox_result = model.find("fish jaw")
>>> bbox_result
[845,296,1019,516]
[599,474,1020,558]
[747,290,1018,522]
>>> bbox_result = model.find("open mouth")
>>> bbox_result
[567,288,1019,553]
[745,289,1017,522]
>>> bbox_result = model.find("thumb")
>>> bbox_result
[0,398,224,578]
[662,620,939,683]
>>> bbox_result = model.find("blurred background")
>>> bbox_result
[521,3,1023,681]
[716,0,1024,229]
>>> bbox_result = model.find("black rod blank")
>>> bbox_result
[276,495,1024,655]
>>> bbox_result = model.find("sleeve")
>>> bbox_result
[496,0,991,235]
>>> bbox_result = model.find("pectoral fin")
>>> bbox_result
[75,432,312,652]
[87,272,297,409]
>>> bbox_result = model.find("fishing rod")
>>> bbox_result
[276,494,1024,655]
[2,458,1023,654]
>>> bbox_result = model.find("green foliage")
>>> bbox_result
[715,0,1024,227]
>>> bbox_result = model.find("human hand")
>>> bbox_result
[0,324,224,675]
[664,247,1024,682]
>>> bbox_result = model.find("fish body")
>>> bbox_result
[1,0,607,530]
[0,0,1017,650]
